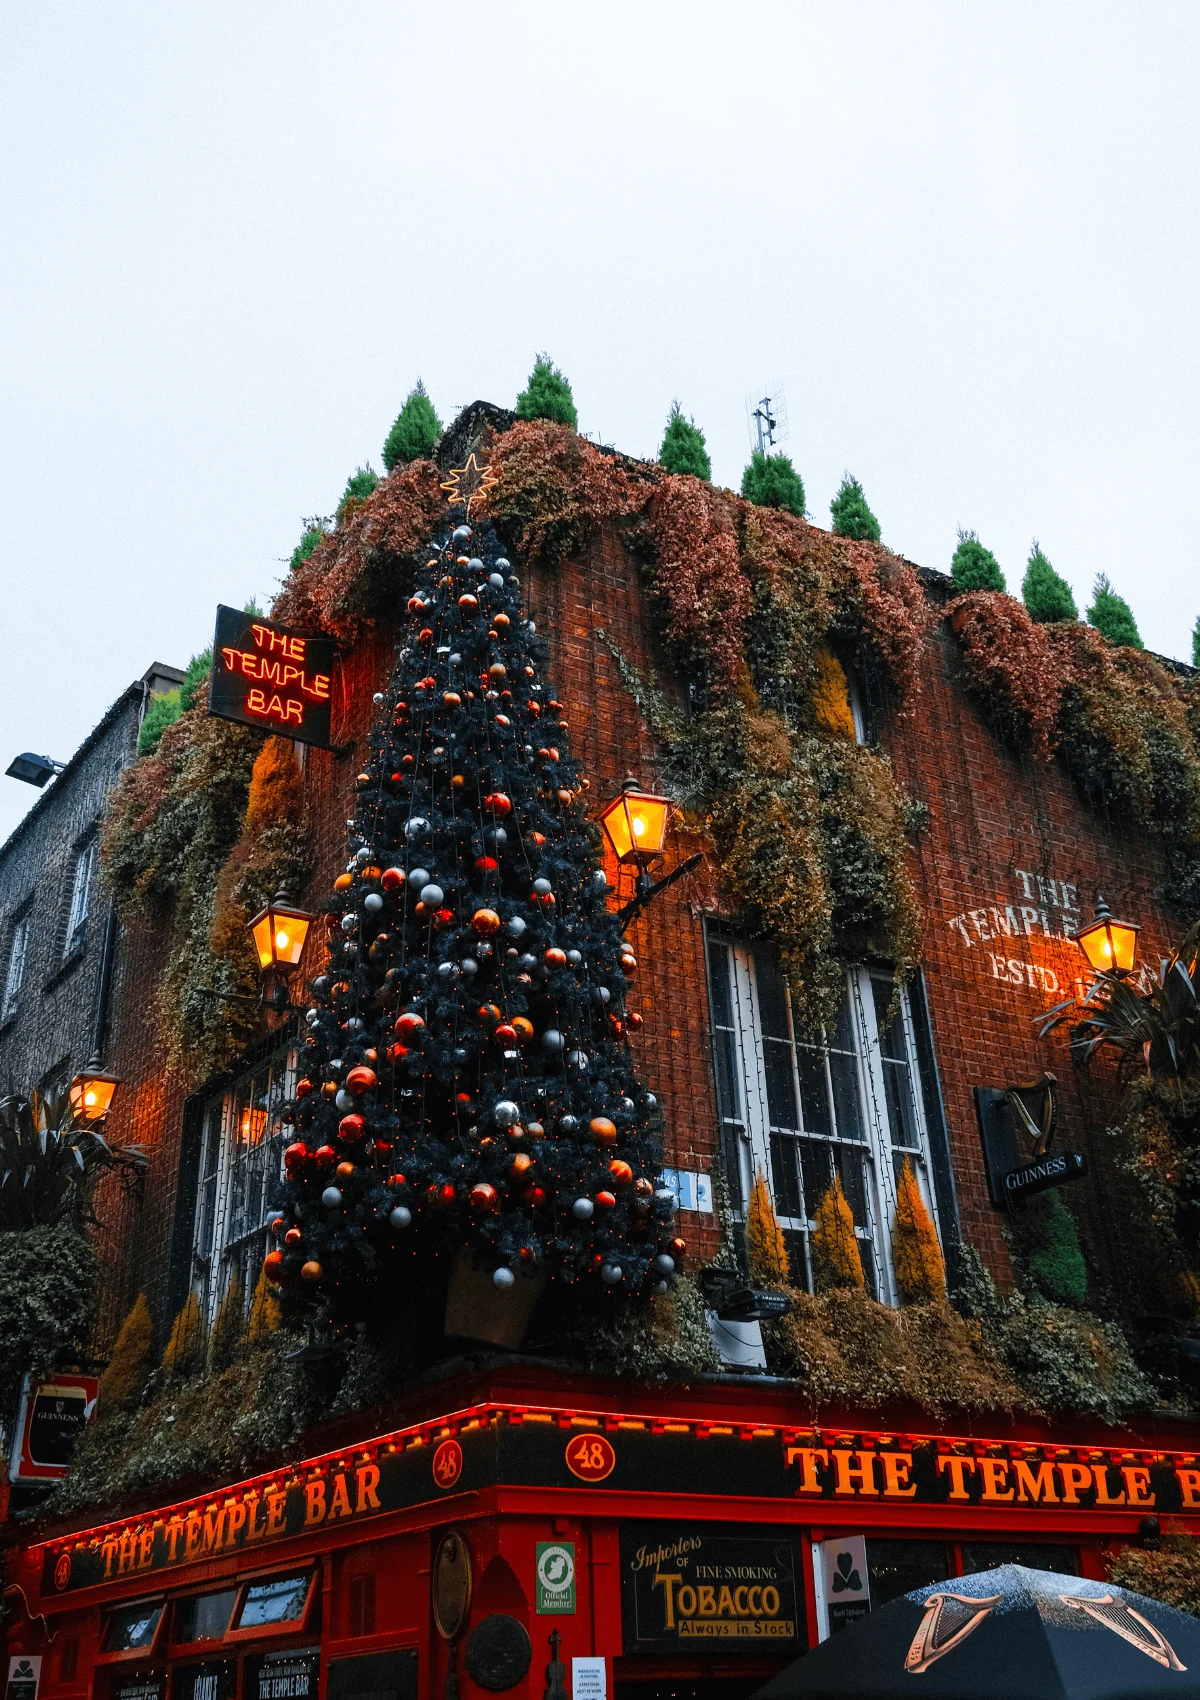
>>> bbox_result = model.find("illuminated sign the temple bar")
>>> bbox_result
[208,606,334,748]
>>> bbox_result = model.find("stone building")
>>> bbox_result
[0,663,182,1102]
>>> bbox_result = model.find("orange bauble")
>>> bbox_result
[300,1259,323,1283]
[589,1117,618,1147]
[472,908,501,935]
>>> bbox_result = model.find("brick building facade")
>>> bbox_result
[5,410,1198,1700]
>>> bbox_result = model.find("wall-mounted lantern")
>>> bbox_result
[597,778,701,929]
[598,780,672,869]
[69,1053,122,1122]
[248,889,314,974]
[1076,895,1140,979]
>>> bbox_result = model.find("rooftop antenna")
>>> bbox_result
[746,386,789,457]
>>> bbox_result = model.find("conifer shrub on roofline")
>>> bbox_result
[516,353,578,428]
[830,473,881,543]
[383,380,443,472]
[951,528,1005,592]
[1022,540,1077,624]
[1089,571,1143,648]
[741,449,805,517]
[658,402,711,480]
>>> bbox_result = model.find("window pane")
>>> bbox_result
[706,937,734,1027]
[763,1038,799,1130]
[103,1602,162,1651]
[2,917,29,1021]
[799,1140,832,1225]
[713,1027,741,1125]
[872,977,918,1149]
[175,1589,237,1643]
[769,1133,803,1221]
[795,1046,832,1138]
[960,1542,1077,1576]
[864,1540,954,1607]
[829,1048,864,1142]
[235,1574,310,1628]
[754,951,791,1042]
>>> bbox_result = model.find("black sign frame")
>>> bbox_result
[620,1523,805,1657]
[208,606,335,750]
[974,1087,1088,1208]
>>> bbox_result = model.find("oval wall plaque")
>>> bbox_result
[432,1530,473,1641]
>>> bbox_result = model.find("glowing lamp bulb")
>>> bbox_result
[598,780,672,868]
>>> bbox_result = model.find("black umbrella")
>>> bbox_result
[753,1565,1200,1700]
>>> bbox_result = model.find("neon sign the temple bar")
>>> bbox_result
[208,606,335,749]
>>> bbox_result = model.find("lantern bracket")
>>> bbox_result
[616,853,703,930]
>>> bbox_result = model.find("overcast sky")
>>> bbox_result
[3,1,1198,845]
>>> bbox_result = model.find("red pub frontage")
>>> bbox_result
[5,403,1200,1700]
[10,1364,1200,1700]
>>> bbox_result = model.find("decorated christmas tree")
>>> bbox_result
[266,485,680,1332]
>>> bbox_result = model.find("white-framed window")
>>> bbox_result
[191,1040,296,1326]
[1,913,31,1023]
[64,839,97,957]
[706,932,940,1306]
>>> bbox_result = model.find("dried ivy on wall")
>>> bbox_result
[950,590,1200,914]
[101,704,313,1080]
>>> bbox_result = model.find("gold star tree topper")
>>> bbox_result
[440,453,498,519]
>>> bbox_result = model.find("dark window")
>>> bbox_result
[175,1589,238,1642]
[865,1540,955,1608]
[1,912,31,1023]
[960,1542,1077,1576]
[348,1571,376,1638]
[235,1573,311,1629]
[57,1634,79,1682]
[102,1600,163,1651]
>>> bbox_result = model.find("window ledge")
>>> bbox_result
[42,947,86,992]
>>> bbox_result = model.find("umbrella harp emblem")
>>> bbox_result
[904,1593,1004,1674]
[1059,1595,1186,1671]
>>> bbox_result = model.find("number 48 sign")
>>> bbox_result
[565,1434,615,1482]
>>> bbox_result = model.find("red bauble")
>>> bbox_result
[495,1024,517,1045]
[285,1227,302,1246]
[483,792,512,814]
[315,1144,337,1170]
[626,1012,644,1030]
[380,866,403,893]
[338,1114,365,1142]
[284,1140,308,1168]
[470,1183,499,1213]
[263,1250,285,1278]
[475,856,499,873]
[545,948,567,968]
[395,1011,425,1038]
[609,1160,634,1187]
[345,1065,377,1094]
[387,1172,406,1187]
[596,1191,617,1210]
[295,1078,313,1098]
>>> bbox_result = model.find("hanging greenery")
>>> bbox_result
[0,1227,98,1416]
[950,594,1200,912]
[1109,1539,1200,1618]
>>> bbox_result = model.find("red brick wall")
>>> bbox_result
[95,518,1178,1336]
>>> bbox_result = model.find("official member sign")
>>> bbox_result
[620,1525,803,1655]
